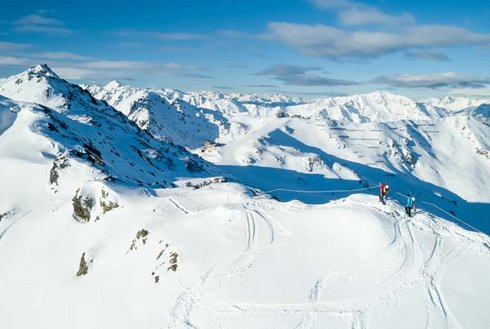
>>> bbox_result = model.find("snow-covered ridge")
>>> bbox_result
[469,103,490,125]
[421,96,490,112]
[0,65,220,191]
[284,90,448,123]
[0,63,107,115]
[85,81,230,148]
[87,81,490,130]
[81,77,490,205]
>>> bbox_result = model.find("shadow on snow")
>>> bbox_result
[221,129,490,235]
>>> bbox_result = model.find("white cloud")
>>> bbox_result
[0,42,32,51]
[34,52,91,61]
[310,0,354,9]
[51,60,210,80]
[82,60,193,71]
[310,0,415,26]
[216,30,267,39]
[0,56,33,66]
[339,7,414,26]
[404,51,451,62]
[258,64,357,86]
[115,30,207,41]
[154,32,207,41]
[449,86,490,97]
[53,67,97,79]
[13,13,73,33]
[267,22,490,58]
[373,72,490,89]
[0,47,210,81]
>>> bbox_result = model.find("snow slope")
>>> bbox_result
[86,82,230,148]
[86,79,490,230]
[285,91,448,124]
[469,103,490,125]
[0,66,219,202]
[183,90,304,115]
[0,182,488,329]
[0,65,489,329]
[421,96,490,112]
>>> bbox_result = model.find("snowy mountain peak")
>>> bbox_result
[104,80,124,89]
[0,63,109,115]
[284,89,447,123]
[366,90,410,102]
[332,90,412,105]
[0,66,221,192]
[27,63,60,79]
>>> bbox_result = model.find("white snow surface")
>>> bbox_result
[0,65,489,329]
[421,96,490,112]
[286,91,448,123]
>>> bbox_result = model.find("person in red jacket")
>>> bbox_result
[379,182,389,204]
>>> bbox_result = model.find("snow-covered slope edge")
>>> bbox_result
[0,183,489,329]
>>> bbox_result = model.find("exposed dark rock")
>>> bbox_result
[49,155,70,186]
[185,158,204,173]
[168,252,178,272]
[100,189,119,214]
[72,189,94,223]
[76,252,91,276]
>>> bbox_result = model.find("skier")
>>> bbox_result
[405,193,415,217]
[379,182,389,205]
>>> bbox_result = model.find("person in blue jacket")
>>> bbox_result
[405,193,415,217]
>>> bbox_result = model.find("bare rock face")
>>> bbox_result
[72,190,94,223]
[76,252,92,276]
[72,182,121,223]
[49,154,70,187]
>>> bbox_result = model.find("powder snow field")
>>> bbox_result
[1,183,489,329]
[0,65,489,329]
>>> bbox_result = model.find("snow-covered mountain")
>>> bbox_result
[85,82,308,148]
[1,65,489,329]
[421,96,490,112]
[0,65,219,200]
[86,81,490,205]
[469,103,490,125]
[282,91,448,123]
[85,77,490,244]
[84,81,230,148]
[183,90,305,114]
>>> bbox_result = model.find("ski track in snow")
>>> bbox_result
[0,209,32,242]
[0,198,67,243]
[168,197,190,215]
[165,201,280,328]
[164,198,474,329]
[1,187,466,329]
[424,237,469,329]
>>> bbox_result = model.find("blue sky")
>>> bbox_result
[1,0,490,98]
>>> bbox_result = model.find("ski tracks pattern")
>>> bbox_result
[165,198,475,329]
[164,202,281,328]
